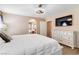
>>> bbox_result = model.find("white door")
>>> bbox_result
[40,21,47,36]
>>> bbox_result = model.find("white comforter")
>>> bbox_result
[0,34,62,55]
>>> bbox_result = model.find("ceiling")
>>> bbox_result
[0,4,78,18]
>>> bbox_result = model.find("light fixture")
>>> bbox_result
[35,4,46,15]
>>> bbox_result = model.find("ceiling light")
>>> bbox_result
[35,4,46,15]
[35,8,45,15]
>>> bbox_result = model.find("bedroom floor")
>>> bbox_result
[61,44,79,55]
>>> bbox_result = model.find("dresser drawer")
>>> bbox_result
[53,30,77,49]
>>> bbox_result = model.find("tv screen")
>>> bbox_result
[55,15,72,26]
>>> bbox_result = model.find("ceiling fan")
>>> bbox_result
[35,4,46,15]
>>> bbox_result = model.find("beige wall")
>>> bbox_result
[3,13,31,35]
[2,13,41,35]
[46,6,79,32]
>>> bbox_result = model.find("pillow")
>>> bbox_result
[0,31,12,43]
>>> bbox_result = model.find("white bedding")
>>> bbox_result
[0,34,62,55]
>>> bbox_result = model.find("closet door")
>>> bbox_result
[40,21,47,36]
[47,21,52,38]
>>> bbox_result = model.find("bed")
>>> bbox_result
[0,34,62,55]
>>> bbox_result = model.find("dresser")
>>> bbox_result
[76,32,79,48]
[52,30,77,49]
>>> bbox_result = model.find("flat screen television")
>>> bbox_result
[55,15,72,26]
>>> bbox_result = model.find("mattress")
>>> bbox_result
[0,34,62,55]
